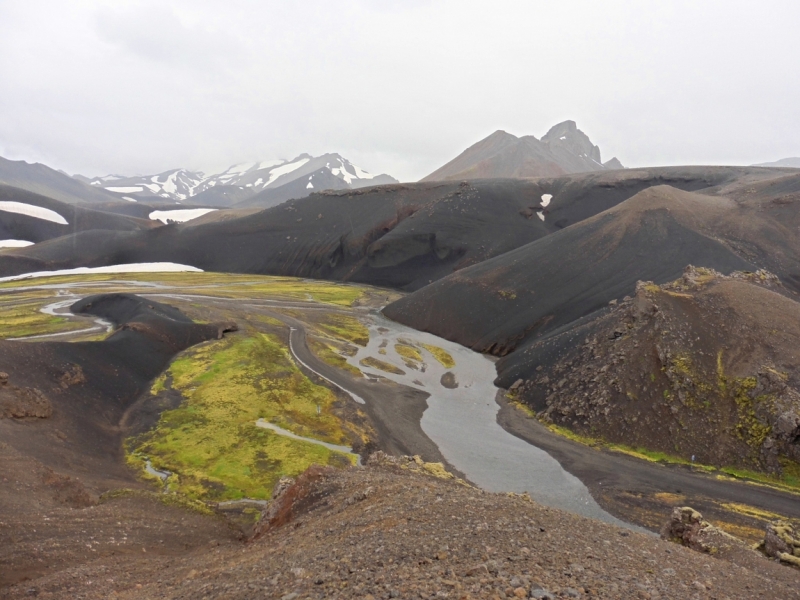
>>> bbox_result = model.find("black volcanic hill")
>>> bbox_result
[0,167,775,289]
[0,156,124,205]
[0,184,155,245]
[422,121,624,181]
[383,186,755,356]
[383,174,800,382]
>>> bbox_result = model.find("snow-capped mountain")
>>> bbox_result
[82,169,205,202]
[80,153,398,205]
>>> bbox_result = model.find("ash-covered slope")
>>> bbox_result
[512,268,800,478]
[422,120,624,181]
[0,167,772,287]
[383,185,757,355]
[0,156,126,205]
[384,171,800,357]
[0,184,154,246]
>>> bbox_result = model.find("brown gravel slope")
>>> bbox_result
[515,267,800,478]
[4,458,799,600]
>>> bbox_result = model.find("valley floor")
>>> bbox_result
[1,272,800,596]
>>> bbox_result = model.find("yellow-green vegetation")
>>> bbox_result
[316,313,369,346]
[717,464,800,494]
[0,272,366,306]
[667,349,774,458]
[721,502,787,522]
[668,353,713,409]
[360,356,405,375]
[543,421,709,468]
[307,337,362,378]
[732,377,772,449]
[128,333,360,502]
[542,418,800,493]
[508,398,536,418]
[0,299,87,339]
[498,290,517,300]
[253,314,286,328]
[653,492,686,504]
[421,343,455,369]
[395,342,423,368]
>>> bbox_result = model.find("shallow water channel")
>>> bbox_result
[348,312,630,527]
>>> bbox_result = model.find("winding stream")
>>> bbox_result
[347,312,630,527]
[7,297,115,341]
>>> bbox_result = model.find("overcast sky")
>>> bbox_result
[0,0,798,181]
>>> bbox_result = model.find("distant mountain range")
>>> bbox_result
[422,120,624,182]
[0,156,123,205]
[74,153,398,207]
[753,157,800,168]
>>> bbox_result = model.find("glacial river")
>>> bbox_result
[348,312,630,527]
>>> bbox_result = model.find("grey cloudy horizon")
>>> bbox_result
[0,0,798,182]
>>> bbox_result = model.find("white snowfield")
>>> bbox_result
[331,157,374,185]
[537,194,554,221]
[0,239,34,248]
[148,208,217,224]
[0,262,203,283]
[265,157,310,187]
[0,201,68,225]
[106,186,144,193]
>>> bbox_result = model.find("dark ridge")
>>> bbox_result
[1,167,778,289]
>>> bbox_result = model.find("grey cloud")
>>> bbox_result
[0,1,799,182]
[94,3,245,71]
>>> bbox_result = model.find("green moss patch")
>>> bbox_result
[395,342,423,368]
[421,343,455,369]
[127,333,358,502]
[316,314,369,346]
[360,356,405,375]
[307,337,362,378]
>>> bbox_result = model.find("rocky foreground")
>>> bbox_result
[3,454,799,600]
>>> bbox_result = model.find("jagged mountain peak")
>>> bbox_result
[422,120,622,182]
[541,120,602,164]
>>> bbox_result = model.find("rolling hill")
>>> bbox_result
[0,157,127,205]
[0,184,155,247]
[0,167,773,289]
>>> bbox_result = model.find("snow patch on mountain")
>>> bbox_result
[0,239,34,248]
[0,262,203,283]
[106,186,144,193]
[265,157,310,186]
[149,208,217,224]
[0,201,68,224]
